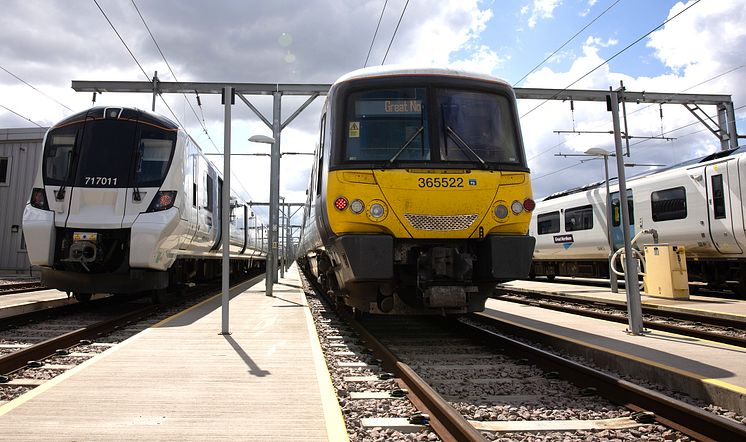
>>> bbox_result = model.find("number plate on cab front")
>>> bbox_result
[73,232,98,242]
[417,176,466,188]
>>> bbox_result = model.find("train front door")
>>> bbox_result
[610,190,634,251]
[704,161,743,254]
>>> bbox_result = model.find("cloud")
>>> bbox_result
[519,0,746,198]
[524,0,563,28]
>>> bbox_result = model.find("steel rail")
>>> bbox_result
[0,304,157,375]
[0,281,45,295]
[343,313,487,442]
[463,314,746,442]
[494,290,746,347]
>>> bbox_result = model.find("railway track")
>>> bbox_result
[302,271,746,441]
[494,288,746,347]
[0,281,45,296]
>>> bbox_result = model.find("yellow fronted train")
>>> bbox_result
[297,66,535,314]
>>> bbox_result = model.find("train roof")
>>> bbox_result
[333,65,511,89]
[542,145,746,201]
[51,106,178,131]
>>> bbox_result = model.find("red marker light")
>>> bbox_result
[334,196,348,211]
[159,193,173,207]
[523,198,536,212]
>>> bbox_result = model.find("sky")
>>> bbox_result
[1,0,745,226]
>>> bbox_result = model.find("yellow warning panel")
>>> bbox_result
[349,121,360,138]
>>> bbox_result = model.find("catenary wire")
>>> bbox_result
[381,0,410,64]
[364,0,389,68]
[130,0,219,153]
[520,0,702,119]
[513,0,623,86]
[0,103,44,127]
[0,64,73,112]
[526,62,743,162]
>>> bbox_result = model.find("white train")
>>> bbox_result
[23,106,266,301]
[530,146,746,292]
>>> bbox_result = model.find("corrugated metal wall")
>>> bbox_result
[0,127,47,273]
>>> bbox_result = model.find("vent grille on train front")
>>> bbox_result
[403,213,478,231]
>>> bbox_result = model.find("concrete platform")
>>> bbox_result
[500,279,746,324]
[0,288,105,319]
[0,265,348,441]
[483,282,746,415]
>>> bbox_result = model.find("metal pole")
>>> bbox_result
[220,86,232,335]
[266,92,282,296]
[725,102,739,150]
[610,91,644,335]
[151,71,158,112]
[603,156,618,293]
[280,197,285,278]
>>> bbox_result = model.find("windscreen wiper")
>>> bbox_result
[445,126,488,169]
[133,149,143,202]
[56,150,74,200]
[386,126,424,166]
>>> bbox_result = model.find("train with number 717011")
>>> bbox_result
[297,66,536,315]
[23,107,266,302]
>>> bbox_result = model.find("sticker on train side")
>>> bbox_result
[553,234,574,244]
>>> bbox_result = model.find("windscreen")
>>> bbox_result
[42,117,176,188]
[343,87,429,162]
[437,89,521,164]
[43,127,78,185]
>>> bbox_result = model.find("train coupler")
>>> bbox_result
[422,285,477,308]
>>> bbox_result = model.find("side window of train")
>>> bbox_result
[711,174,726,219]
[611,196,634,227]
[651,186,687,222]
[537,212,560,234]
[206,175,214,212]
[192,153,198,208]
[565,205,593,231]
[316,113,326,196]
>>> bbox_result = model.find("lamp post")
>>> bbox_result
[585,148,619,293]
[249,134,276,296]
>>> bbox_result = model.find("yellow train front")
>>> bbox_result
[298,66,535,314]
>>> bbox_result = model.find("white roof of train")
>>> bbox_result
[333,65,511,88]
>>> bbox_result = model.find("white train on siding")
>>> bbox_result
[529,146,746,292]
[23,107,266,301]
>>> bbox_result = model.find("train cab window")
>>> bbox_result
[133,126,175,187]
[537,212,560,234]
[711,174,726,219]
[565,205,593,231]
[0,157,9,185]
[43,129,78,185]
[651,186,687,221]
[437,89,520,164]
[205,175,214,212]
[343,88,429,162]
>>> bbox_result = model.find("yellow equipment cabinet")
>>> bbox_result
[643,244,689,299]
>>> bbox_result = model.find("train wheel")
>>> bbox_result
[74,292,92,303]
[546,275,556,282]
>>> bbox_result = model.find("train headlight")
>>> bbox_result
[334,196,348,211]
[30,188,50,210]
[511,200,523,215]
[494,204,508,219]
[350,199,365,214]
[368,201,387,221]
[147,191,177,212]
